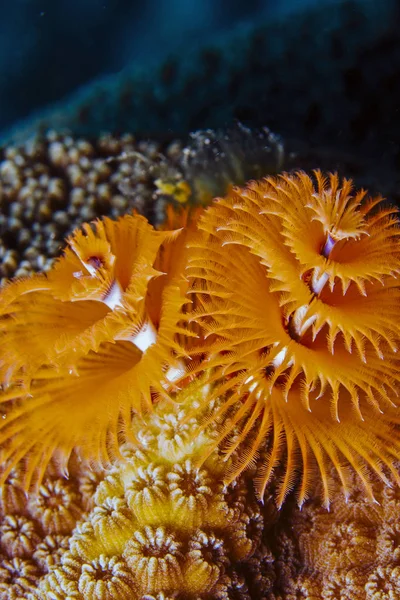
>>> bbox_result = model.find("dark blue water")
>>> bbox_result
[0,0,280,133]
[0,0,399,174]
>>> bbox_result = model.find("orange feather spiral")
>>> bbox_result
[185,171,400,507]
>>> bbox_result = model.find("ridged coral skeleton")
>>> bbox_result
[1,171,400,598]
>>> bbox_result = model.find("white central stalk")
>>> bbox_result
[131,319,158,353]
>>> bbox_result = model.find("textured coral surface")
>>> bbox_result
[2,405,400,599]
[0,126,284,283]
[0,384,278,599]
[38,383,276,599]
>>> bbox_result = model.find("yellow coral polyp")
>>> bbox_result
[183,532,226,594]
[0,515,41,558]
[33,534,70,572]
[167,461,213,529]
[91,498,133,553]
[29,479,84,535]
[0,557,39,598]
[124,463,169,526]
[69,522,112,563]
[124,527,183,594]
[78,554,134,600]
[366,565,400,597]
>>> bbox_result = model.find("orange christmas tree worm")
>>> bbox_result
[184,171,400,507]
[0,213,190,490]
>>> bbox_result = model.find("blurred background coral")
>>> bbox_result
[1,0,399,165]
[0,0,298,133]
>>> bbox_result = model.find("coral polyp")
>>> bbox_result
[186,171,400,506]
[38,382,272,599]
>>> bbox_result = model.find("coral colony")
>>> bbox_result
[1,171,400,598]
